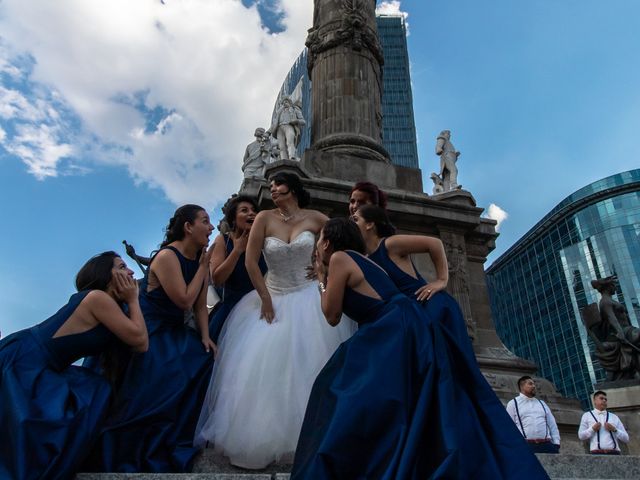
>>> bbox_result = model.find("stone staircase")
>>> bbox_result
[76,451,640,479]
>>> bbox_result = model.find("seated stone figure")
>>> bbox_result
[582,276,640,381]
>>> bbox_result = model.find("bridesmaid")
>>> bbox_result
[352,204,474,339]
[0,252,148,480]
[207,195,266,343]
[90,204,216,473]
[292,218,549,479]
[348,180,388,216]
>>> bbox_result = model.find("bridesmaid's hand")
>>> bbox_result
[233,229,250,253]
[305,250,318,280]
[114,271,139,303]
[314,254,327,285]
[200,242,215,268]
[260,295,275,324]
[415,280,447,303]
[201,336,217,356]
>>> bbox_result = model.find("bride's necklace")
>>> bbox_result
[277,208,299,222]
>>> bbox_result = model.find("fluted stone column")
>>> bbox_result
[306,0,389,162]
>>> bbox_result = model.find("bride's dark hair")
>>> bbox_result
[270,172,311,208]
[322,218,365,254]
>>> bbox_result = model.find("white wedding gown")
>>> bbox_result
[194,231,356,469]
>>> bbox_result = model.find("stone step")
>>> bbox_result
[77,476,290,480]
[77,476,289,480]
[537,453,640,479]
[76,453,640,479]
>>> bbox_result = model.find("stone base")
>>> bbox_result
[538,453,640,479]
[76,453,640,479]
[301,148,423,192]
[594,382,640,410]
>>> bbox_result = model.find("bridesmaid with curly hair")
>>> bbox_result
[89,204,216,473]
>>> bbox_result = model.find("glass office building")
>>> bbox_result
[274,14,419,169]
[486,169,640,408]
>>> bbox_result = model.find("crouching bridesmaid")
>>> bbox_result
[0,252,148,480]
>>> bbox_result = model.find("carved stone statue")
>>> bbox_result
[435,130,461,192]
[242,127,271,178]
[269,96,306,161]
[581,276,640,381]
[441,231,475,340]
[430,172,444,195]
[265,130,280,163]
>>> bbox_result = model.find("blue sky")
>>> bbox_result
[1,0,639,336]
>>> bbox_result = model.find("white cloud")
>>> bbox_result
[0,0,314,206]
[4,123,74,178]
[0,86,44,121]
[376,1,409,33]
[485,203,509,231]
[0,41,23,80]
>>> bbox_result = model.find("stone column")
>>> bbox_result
[306,0,389,162]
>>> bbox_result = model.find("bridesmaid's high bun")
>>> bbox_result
[161,204,205,247]
[351,181,388,209]
[270,172,311,208]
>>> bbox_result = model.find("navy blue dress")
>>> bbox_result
[89,246,214,473]
[369,238,476,366]
[292,252,549,479]
[0,291,116,480]
[208,234,267,342]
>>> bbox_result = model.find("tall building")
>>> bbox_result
[377,14,419,169]
[274,14,419,169]
[486,169,640,407]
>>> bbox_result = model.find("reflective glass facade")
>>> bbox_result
[274,15,419,169]
[486,170,640,408]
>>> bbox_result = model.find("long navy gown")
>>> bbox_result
[89,246,214,472]
[208,234,267,342]
[0,291,116,480]
[292,252,549,479]
[369,238,476,366]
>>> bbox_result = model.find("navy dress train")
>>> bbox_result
[0,291,116,480]
[208,234,267,342]
[369,238,476,366]
[291,252,549,479]
[89,246,214,472]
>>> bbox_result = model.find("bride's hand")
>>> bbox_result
[260,295,275,324]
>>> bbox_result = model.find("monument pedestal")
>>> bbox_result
[241,159,587,453]
[238,0,588,459]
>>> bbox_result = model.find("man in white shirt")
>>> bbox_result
[506,376,561,453]
[578,390,629,455]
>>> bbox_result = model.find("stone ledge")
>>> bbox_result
[537,453,640,479]
[76,475,277,480]
[76,453,640,480]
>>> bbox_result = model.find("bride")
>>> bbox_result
[194,172,356,469]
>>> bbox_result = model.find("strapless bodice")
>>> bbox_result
[263,230,315,293]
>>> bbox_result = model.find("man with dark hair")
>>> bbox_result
[506,376,561,453]
[579,391,629,454]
